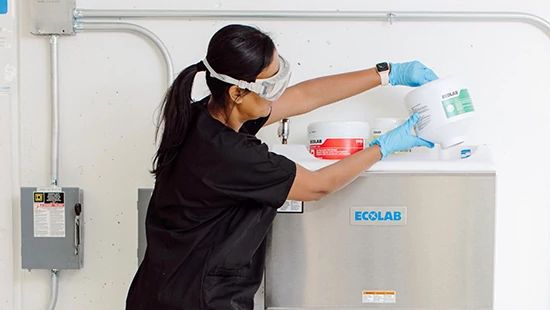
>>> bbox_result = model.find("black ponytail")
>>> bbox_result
[151,63,202,177]
[151,24,275,178]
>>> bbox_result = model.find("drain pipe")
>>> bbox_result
[278,118,290,144]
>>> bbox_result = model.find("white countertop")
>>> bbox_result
[269,144,496,174]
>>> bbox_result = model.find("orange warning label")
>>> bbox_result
[362,290,397,304]
[363,291,395,295]
[310,138,365,159]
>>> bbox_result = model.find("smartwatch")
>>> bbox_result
[376,62,390,86]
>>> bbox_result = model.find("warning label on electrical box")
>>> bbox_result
[33,191,65,238]
[362,290,397,304]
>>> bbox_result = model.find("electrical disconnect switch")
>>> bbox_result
[21,187,83,270]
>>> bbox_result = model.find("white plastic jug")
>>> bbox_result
[404,76,475,149]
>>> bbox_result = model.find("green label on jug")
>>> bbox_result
[441,89,474,118]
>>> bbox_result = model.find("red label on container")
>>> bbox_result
[310,138,365,159]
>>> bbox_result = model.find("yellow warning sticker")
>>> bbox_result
[34,192,44,202]
[362,290,396,304]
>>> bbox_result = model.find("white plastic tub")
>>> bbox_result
[307,121,370,159]
[372,117,411,153]
[371,118,400,139]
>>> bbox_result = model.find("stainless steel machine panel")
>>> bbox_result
[266,173,495,310]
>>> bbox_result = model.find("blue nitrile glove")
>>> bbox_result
[369,113,434,159]
[389,61,438,87]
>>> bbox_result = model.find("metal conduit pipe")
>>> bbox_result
[74,10,550,38]
[50,35,59,187]
[74,21,175,83]
[47,269,59,310]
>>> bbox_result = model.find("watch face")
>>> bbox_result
[376,62,389,72]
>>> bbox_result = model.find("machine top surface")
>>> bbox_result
[270,144,495,174]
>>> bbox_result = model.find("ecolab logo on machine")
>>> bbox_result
[350,207,407,226]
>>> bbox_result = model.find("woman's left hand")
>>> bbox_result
[389,61,438,87]
[369,113,434,159]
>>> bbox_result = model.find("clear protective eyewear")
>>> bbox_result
[203,55,292,101]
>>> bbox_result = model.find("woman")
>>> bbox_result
[126,24,436,310]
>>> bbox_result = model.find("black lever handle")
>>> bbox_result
[74,203,82,255]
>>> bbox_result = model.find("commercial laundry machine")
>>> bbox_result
[263,144,495,310]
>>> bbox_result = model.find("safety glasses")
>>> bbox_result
[203,55,292,101]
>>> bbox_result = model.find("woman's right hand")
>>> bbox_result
[389,61,438,87]
[369,113,434,159]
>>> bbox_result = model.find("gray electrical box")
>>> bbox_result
[30,0,75,35]
[21,187,83,270]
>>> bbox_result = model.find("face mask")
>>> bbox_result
[203,55,292,101]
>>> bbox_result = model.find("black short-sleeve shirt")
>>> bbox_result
[126,97,296,310]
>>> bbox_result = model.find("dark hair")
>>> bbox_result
[151,24,276,177]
